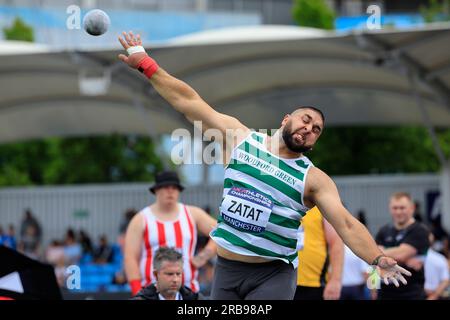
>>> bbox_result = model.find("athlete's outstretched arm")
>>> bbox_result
[306,167,411,287]
[117,31,248,135]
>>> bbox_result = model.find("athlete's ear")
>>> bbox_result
[281,114,290,126]
[153,270,158,280]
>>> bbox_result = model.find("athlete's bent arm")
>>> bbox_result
[306,167,411,286]
[124,213,144,295]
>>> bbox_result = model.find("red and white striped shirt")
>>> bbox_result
[139,203,199,292]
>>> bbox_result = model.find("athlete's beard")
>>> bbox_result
[281,120,313,153]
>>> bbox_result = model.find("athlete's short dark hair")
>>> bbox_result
[294,106,325,124]
[153,247,183,270]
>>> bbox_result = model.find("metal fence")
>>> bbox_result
[0,182,223,247]
[0,173,440,247]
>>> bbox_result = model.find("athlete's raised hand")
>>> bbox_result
[118,31,148,69]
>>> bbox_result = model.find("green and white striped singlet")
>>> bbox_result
[210,131,313,268]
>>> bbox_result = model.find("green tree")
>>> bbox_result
[292,0,335,30]
[3,17,34,42]
[0,135,167,186]
[420,0,450,23]
[308,126,450,175]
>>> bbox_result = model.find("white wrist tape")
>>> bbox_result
[127,46,146,56]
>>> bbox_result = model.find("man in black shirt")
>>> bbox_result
[375,192,430,300]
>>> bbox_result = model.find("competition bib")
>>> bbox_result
[221,187,273,233]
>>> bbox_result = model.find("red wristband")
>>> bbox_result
[129,279,142,295]
[137,56,159,79]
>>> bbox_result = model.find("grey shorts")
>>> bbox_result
[210,256,297,300]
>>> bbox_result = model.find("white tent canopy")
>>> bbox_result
[1,24,450,229]
[1,24,449,143]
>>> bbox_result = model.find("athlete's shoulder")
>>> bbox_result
[126,210,146,234]
[303,167,340,208]
[307,165,325,176]
[225,127,252,148]
[238,130,263,145]
[135,206,152,220]
[305,166,334,188]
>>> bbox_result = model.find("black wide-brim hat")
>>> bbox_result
[149,170,184,194]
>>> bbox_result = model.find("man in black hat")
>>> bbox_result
[124,170,217,297]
